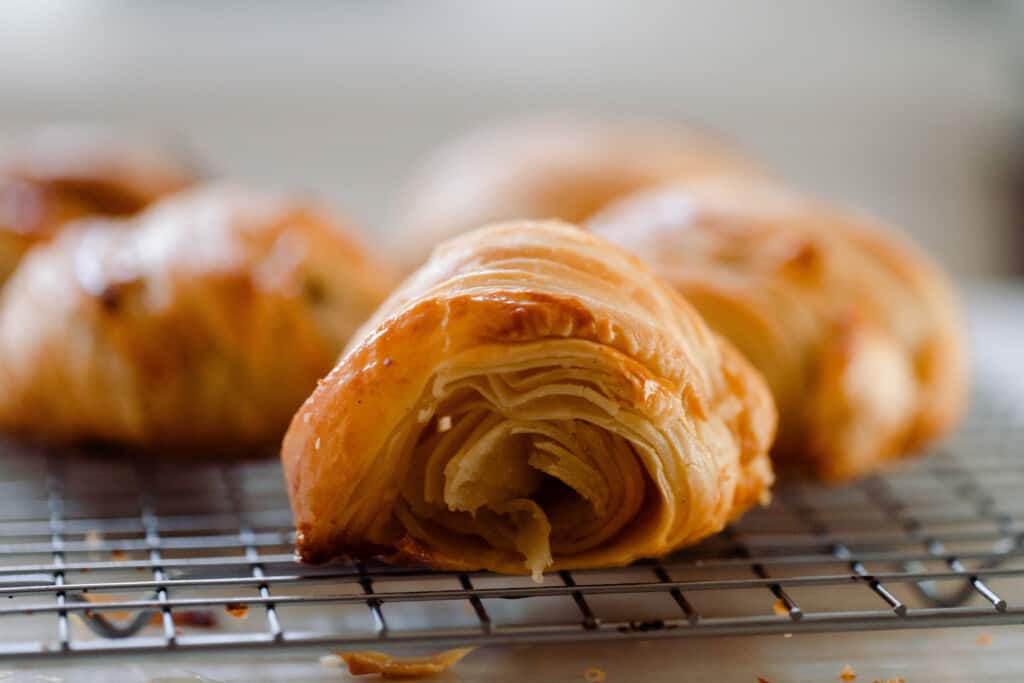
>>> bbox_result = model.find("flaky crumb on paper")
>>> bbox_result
[338,647,475,677]
[584,667,606,682]
[976,633,992,645]
[319,654,343,668]
[839,663,856,680]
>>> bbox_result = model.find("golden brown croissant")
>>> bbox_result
[0,125,196,284]
[588,176,968,481]
[282,221,775,577]
[394,115,767,271]
[0,184,395,450]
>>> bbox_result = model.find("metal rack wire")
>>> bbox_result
[0,389,1021,660]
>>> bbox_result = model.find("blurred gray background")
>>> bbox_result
[2,0,1022,275]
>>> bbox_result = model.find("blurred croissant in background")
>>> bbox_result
[589,176,968,481]
[394,114,767,272]
[0,184,395,450]
[0,125,197,284]
[393,114,967,481]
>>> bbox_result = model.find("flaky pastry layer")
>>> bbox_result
[283,221,775,576]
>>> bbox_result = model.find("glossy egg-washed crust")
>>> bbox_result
[283,221,776,575]
[0,125,197,284]
[588,176,968,481]
[0,184,396,450]
[394,115,768,272]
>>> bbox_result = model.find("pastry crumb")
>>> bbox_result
[584,667,606,682]
[339,647,474,677]
[319,654,343,668]
[438,415,453,432]
[757,677,772,683]
[976,633,992,646]
[839,663,856,680]
[783,632,792,639]
[164,610,217,628]
[224,602,249,619]
[84,530,103,547]
[772,599,788,616]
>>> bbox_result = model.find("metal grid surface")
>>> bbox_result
[0,391,1021,659]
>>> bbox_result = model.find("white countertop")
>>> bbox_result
[9,626,1024,682]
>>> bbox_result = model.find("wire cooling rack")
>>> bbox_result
[0,386,1020,660]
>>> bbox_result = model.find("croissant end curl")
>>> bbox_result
[282,221,776,578]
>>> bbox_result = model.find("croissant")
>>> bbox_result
[282,221,776,577]
[0,125,196,284]
[0,184,395,449]
[394,114,767,271]
[588,176,968,481]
